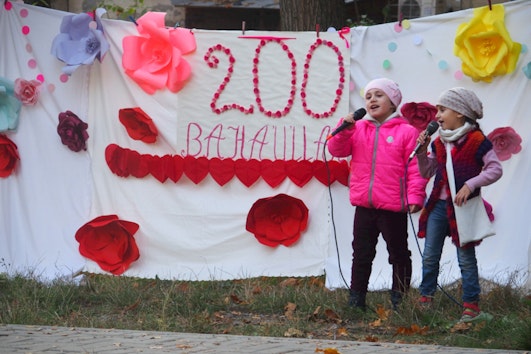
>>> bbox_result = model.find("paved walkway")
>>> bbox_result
[0,324,527,353]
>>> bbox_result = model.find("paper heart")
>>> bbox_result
[286,160,313,187]
[234,159,261,187]
[105,144,129,177]
[260,159,286,188]
[149,155,169,183]
[184,156,209,184]
[127,149,150,178]
[312,160,335,186]
[209,158,235,186]
[332,160,350,186]
[170,155,184,183]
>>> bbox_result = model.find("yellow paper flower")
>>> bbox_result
[454,4,521,82]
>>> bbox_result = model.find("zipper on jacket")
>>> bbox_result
[368,125,380,208]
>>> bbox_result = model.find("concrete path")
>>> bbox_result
[0,324,527,353]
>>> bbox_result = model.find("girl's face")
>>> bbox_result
[436,105,466,130]
[365,89,395,122]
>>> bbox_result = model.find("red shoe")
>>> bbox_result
[459,302,481,322]
[418,295,433,309]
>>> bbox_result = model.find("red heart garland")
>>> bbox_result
[209,158,235,186]
[234,159,261,187]
[286,160,313,187]
[260,159,286,188]
[184,156,209,184]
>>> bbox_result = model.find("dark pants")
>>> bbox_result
[350,206,412,294]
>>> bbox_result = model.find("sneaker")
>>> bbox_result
[459,302,481,322]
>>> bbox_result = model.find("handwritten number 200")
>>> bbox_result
[204,38,345,119]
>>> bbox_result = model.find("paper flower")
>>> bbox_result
[0,134,20,177]
[454,4,522,83]
[487,126,522,161]
[50,9,109,75]
[246,194,309,247]
[75,215,140,275]
[14,78,41,106]
[122,12,196,94]
[119,107,158,143]
[57,110,89,152]
[0,77,22,133]
[400,102,438,132]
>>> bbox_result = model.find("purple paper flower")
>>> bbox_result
[0,76,21,133]
[57,110,89,152]
[50,9,109,75]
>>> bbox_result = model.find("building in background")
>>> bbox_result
[48,0,511,30]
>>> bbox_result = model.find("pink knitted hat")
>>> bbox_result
[364,78,402,108]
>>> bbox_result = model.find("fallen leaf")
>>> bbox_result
[280,278,300,287]
[337,327,348,337]
[451,321,472,332]
[285,302,297,319]
[324,308,341,323]
[315,347,341,354]
[284,327,304,337]
[375,304,391,321]
[364,335,379,342]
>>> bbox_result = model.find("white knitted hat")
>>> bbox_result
[437,87,483,121]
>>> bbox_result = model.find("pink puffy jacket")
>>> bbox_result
[327,116,427,212]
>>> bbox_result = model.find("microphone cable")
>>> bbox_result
[404,158,462,309]
[322,141,350,290]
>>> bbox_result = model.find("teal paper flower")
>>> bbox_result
[0,77,22,133]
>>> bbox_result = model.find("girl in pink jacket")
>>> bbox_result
[327,78,427,311]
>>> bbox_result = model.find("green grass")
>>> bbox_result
[0,271,529,350]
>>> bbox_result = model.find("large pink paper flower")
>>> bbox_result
[400,102,438,132]
[122,12,196,94]
[487,126,522,161]
[246,194,309,247]
[75,215,140,275]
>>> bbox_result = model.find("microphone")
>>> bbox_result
[327,108,367,140]
[408,121,439,161]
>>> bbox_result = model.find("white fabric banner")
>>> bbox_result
[0,0,529,290]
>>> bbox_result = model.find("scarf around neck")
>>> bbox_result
[439,122,474,142]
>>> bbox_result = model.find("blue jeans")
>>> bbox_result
[419,200,480,303]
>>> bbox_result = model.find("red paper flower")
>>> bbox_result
[14,78,41,106]
[57,110,89,152]
[246,194,309,247]
[487,126,522,161]
[75,215,140,275]
[119,107,158,143]
[0,134,19,177]
[400,102,438,132]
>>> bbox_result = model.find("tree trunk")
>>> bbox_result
[280,0,346,31]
